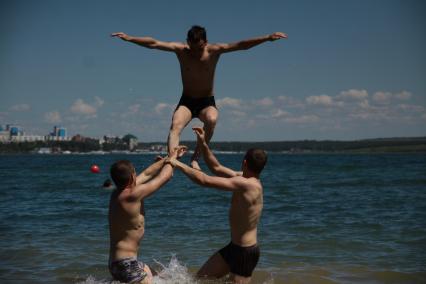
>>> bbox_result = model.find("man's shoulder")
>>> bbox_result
[172,42,188,52]
[231,176,260,189]
[207,43,229,54]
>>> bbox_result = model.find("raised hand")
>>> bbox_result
[192,126,206,143]
[269,32,288,41]
[111,32,131,41]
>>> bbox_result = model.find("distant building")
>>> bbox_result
[0,124,72,143]
[103,135,123,144]
[149,144,167,152]
[0,129,10,142]
[10,135,47,142]
[8,125,23,136]
[47,126,69,141]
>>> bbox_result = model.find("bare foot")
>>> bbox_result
[190,159,201,170]
[175,145,188,158]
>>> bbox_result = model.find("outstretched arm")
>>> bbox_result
[136,156,166,185]
[169,159,245,192]
[136,146,187,185]
[192,127,240,177]
[111,32,185,52]
[134,163,174,200]
[212,32,287,54]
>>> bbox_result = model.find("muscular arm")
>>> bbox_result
[212,32,287,54]
[136,146,187,184]
[133,164,173,200]
[111,32,185,52]
[193,127,241,177]
[136,157,165,185]
[172,160,245,192]
[200,140,240,177]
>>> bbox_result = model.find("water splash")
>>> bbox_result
[76,256,198,284]
[153,255,197,284]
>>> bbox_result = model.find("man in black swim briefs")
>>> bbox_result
[167,127,267,283]
[112,26,287,167]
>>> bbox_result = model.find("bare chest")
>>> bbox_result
[179,51,219,75]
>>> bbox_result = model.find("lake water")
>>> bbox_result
[0,153,425,283]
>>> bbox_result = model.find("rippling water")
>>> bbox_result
[0,153,425,283]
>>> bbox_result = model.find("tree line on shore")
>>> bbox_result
[1,137,426,153]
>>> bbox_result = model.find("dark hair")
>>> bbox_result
[187,25,207,43]
[244,148,267,174]
[110,160,134,189]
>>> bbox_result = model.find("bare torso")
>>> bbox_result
[109,189,146,261]
[229,178,263,246]
[176,44,220,98]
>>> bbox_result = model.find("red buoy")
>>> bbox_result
[90,164,100,173]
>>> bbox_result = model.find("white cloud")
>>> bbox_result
[306,95,334,107]
[349,112,371,120]
[372,92,392,104]
[155,103,174,114]
[217,97,242,108]
[338,89,368,100]
[44,111,62,123]
[277,96,305,108]
[359,99,371,109]
[128,104,141,114]
[94,96,105,107]
[285,115,319,124]
[70,99,97,115]
[256,97,274,107]
[372,91,412,104]
[271,109,289,119]
[10,104,30,112]
[394,91,412,100]
[230,110,247,117]
[398,104,424,112]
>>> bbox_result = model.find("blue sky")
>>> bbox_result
[1,0,425,141]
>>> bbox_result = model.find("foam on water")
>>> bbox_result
[152,255,197,284]
[76,255,197,284]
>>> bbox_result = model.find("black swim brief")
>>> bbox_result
[109,257,147,283]
[219,242,260,277]
[176,95,217,118]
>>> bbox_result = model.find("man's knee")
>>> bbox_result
[204,112,218,128]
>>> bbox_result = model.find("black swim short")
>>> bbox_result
[109,257,147,283]
[176,95,217,118]
[219,242,260,277]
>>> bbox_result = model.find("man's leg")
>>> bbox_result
[167,106,192,156]
[196,252,229,279]
[191,106,218,168]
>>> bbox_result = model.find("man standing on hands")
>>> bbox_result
[111,26,286,167]
[167,127,267,283]
[108,146,186,284]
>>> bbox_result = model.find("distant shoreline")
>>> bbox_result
[1,136,426,154]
